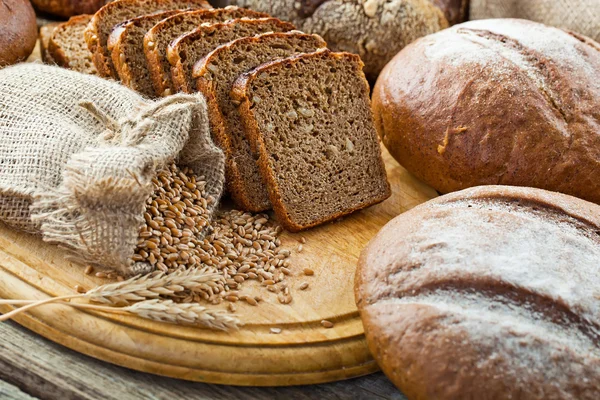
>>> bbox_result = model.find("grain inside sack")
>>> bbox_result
[0,63,225,276]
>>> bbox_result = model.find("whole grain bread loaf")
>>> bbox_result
[228,0,448,79]
[231,50,391,231]
[373,19,600,204]
[108,11,180,96]
[193,32,327,211]
[144,6,269,97]
[84,0,212,78]
[0,0,37,67]
[30,0,108,18]
[471,0,600,42]
[356,185,600,399]
[48,15,99,75]
[167,17,295,94]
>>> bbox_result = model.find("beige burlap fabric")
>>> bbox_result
[470,0,600,42]
[0,63,225,276]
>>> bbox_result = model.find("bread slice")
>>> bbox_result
[144,6,269,97]
[167,17,296,94]
[192,32,327,211]
[39,22,59,64]
[108,10,180,97]
[84,0,212,79]
[231,50,391,231]
[48,15,98,75]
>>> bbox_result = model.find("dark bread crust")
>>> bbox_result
[0,0,37,67]
[231,50,391,231]
[373,19,600,204]
[84,0,212,78]
[144,7,269,97]
[167,17,296,94]
[193,32,327,212]
[356,185,600,399]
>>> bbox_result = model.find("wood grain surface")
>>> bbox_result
[0,321,407,400]
[0,150,436,386]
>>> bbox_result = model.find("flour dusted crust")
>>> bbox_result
[230,0,448,79]
[356,185,600,399]
[373,18,600,204]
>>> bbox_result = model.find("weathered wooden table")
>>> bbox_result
[0,321,405,399]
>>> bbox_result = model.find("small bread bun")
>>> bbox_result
[0,0,37,67]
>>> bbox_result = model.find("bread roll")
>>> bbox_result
[431,0,468,25]
[355,185,600,400]
[373,19,600,204]
[470,0,600,43]
[228,0,449,80]
[30,0,108,18]
[0,0,37,67]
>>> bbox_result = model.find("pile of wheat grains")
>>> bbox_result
[132,163,294,310]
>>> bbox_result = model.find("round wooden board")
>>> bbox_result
[0,149,437,386]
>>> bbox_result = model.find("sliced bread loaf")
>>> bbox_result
[167,18,296,94]
[192,32,327,211]
[84,0,212,78]
[231,50,391,231]
[40,23,59,64]
[144,6,269,97]
[48,15,98,75]
[108,11,180,97]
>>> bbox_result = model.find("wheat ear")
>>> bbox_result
[0,267,224,322]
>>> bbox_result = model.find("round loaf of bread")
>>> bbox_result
[373,19,600,204]
[355,185,600,400]
[30,0,107,18]
[229,0,449,79]
[0,0,37,67]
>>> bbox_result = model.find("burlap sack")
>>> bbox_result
[470,0,600,42]
[0,63,225,276]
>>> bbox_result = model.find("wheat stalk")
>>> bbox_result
[0,299,240,330]
[85,266,224,305]
[0,267,234,330]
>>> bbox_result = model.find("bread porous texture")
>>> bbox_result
[167,17,296,94]
[232,50,391,231]
[193,32,327,212]
[108,11,179,97]
[48,15,98,74]
[84,0,212,78]
[144,6,269,97]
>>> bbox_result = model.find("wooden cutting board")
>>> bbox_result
[0,43,437,386]
[0,148,437,386]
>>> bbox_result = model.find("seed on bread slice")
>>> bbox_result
[108,10,180,97]
[167,17,296,94]
[84,0,212,78]
[144,6,269,97]
[48,15,98,75]
[192,31,327,212]
[231,50,391,231]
